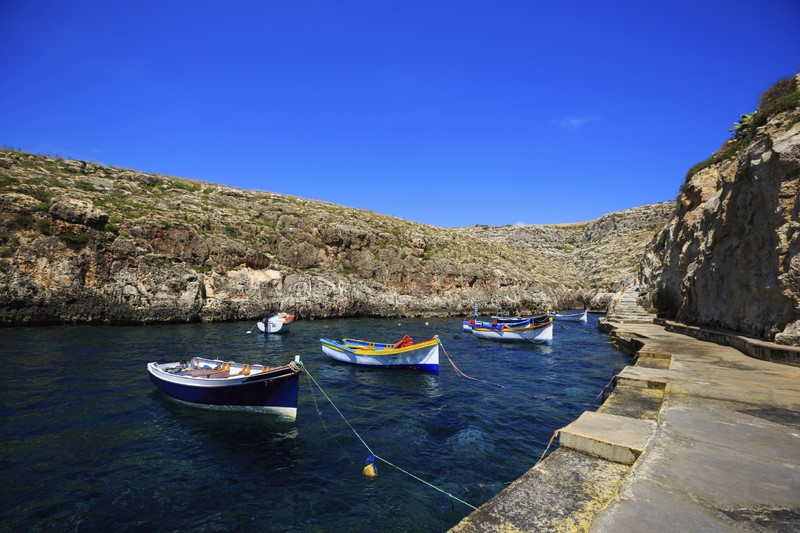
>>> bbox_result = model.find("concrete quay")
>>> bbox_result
[450,320,800,532]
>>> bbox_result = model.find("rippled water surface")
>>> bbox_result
[0,315,628,531]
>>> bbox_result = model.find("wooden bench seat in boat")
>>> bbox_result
[184,362,232,378]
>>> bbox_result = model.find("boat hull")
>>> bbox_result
[147,358,302,419]
[471,319,554,344]
[320,337,440,372]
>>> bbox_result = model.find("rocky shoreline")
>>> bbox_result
[0,148,672,326]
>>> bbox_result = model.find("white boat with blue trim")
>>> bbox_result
[552,310,588,322]
[320,335,440,372]
[147,356,303,419]
[470,316,554,344]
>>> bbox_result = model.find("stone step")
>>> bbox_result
[606,316,654,323]
[597,384,664,422]
[637,347,672,360]
[558,412,656,465]
[615,366,669,389]
[633,347,672,369]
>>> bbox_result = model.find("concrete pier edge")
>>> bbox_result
[655,318,800,367]
[449,317,800,532]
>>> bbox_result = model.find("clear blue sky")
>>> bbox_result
[2,1,798,227]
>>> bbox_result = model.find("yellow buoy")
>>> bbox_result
[363,462,378,477]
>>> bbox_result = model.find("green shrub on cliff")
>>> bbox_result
[685,75,799,182]
[759,75,799,110]
[683,138,746,185]
[752,75,800,131]
[729,112,755,139]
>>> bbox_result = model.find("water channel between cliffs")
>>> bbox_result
[0,314,627,531]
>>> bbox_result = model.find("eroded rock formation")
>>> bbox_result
[639,75,800,345]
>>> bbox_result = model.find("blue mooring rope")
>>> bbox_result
[302,365,479,511]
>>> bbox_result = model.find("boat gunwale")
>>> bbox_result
[471,319,554,333]
[320,336,439,356]
[147,360,301,388]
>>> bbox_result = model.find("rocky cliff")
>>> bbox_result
[638,74,800,345]
[0,149,672,325]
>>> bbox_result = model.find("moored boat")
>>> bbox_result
[552,310,588,322]
[464,304,548,330]
[257,312,295,334]
[320,335,440,372]
[470,316,554,344]
[147,356,303,419]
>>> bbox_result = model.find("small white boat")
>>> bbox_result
[257,312,295,334]
[320,335,440,372]
[552,310,588,322]
[471,317,554,344]
[147,356,303,419]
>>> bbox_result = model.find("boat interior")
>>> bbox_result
[164,359,274,379]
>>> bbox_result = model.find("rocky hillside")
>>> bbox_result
[456,202,674,293]
[638,74,800,345]
[0,149,672,325]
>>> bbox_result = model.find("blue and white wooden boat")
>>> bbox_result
[320,335,440,372]
[471,316,554,344]
[147,356,303,419]
[256,312,295,334]
[463,305,547,331]
[552,310,588,322]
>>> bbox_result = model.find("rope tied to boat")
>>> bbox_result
[302,366,479,511]
[556,323,594,335]
[535,429,561,467]
[438,339,505,389]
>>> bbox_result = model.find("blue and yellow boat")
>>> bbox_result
[320,335,440,372]
[470,316,554,344]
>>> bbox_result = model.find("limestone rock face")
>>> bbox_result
[639,108,800,344]
[49,196,109,227]
[456,202,675,299]
[0,148,670,325]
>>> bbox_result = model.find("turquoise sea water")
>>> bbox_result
[0,315,628,531]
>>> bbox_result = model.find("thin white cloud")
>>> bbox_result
[552,115,601,130]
